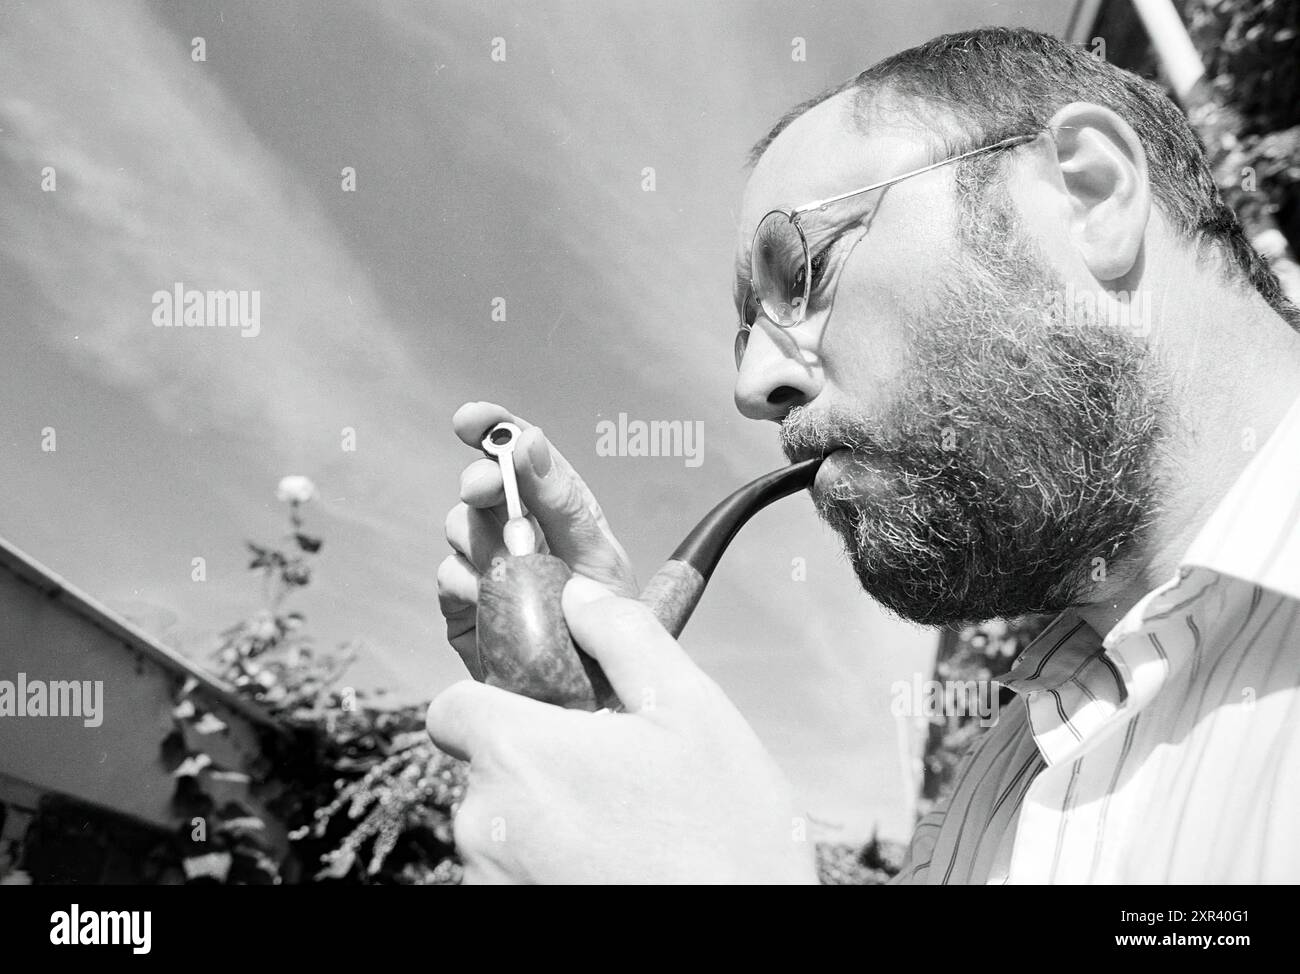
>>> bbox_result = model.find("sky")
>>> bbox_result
[0,0,1074,840]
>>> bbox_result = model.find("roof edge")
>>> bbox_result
[0,535,286,734]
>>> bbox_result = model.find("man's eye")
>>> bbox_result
[788,239,838,305]
[809,246,831,290]
[792,246,831,300]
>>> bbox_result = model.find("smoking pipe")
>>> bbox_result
[472,442,823,711]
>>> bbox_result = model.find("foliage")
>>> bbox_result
[1181,0,1300,276]
[817,832,907,885]
[1183,0,1300,136]
[919,615,1050,816]
[169,485,467,884]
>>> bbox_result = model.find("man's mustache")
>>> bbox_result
[778,406,886,465]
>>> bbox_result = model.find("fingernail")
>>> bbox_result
[527,428,553,478]
[563,574,611,609]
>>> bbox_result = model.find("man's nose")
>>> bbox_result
[732,321,822,422]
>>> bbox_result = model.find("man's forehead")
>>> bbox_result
[734,92,925,278]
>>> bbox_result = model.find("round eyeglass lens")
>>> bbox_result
[751,211,810,327]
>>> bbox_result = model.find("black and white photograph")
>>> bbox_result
[0,0,1296,941]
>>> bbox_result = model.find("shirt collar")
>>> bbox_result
[998,608,1120,766]
[998,391,1300,766]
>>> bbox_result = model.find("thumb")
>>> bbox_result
[561,575,699,713]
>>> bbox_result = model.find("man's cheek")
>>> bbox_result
[821,271,913,387]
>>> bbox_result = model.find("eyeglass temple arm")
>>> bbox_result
[791,133,1039,218]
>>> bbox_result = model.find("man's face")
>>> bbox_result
[733,94,1165,625]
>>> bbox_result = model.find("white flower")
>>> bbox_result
[251,610,278,642]
[276,475,318,504]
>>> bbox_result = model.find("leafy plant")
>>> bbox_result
[169,477,466,884]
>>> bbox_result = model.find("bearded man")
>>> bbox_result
[427,27,1300,883]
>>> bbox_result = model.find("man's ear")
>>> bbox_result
[1045,102,1151,284]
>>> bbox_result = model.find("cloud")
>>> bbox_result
[0,2,449,468]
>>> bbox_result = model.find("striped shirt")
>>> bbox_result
[892,392,1300,884]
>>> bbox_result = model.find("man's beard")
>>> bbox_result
[782,197,1165,626]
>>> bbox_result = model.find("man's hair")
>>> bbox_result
[749,27,1299,327]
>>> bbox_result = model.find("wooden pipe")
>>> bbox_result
[473,456,823,710]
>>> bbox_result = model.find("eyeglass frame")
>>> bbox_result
[734,130,1042,368]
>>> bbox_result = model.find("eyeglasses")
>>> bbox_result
[734,132,1039,369]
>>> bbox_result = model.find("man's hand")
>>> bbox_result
[437,401,638,672]
[426,575,819,884]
